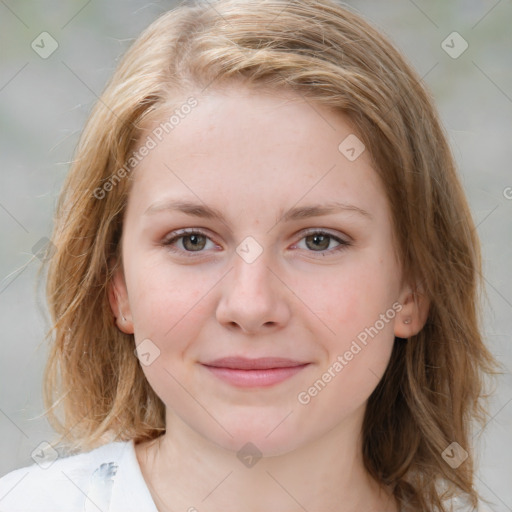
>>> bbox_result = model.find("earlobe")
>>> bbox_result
[394,286,430,339]
[107,265,134,335]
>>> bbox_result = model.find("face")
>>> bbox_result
[109,84,425,456]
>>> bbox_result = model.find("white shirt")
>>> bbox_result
[1,442,489,512]
[0,440,159,512]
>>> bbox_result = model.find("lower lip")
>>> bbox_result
[202,364,309,388]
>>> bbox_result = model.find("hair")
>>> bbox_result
[41,0,498,510]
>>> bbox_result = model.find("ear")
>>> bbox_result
[107,260,134,335]
[394,282,430,339]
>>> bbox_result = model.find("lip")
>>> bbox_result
[201,357,310,388]
[203,357,309,370]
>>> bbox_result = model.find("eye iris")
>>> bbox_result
[183,234,206,251]
[306,234,330,251]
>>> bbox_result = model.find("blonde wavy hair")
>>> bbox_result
[42,0,498,510]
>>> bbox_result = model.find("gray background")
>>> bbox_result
[0,0,511,510]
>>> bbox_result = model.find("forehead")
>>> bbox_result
[126,85,388,223]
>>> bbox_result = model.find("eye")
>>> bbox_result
[162,228,216,254]
[293,229,351,255]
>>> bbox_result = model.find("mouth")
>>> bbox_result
[200,357,310,388]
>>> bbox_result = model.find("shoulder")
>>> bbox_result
[0,440,157,512]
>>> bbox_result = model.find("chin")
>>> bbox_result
[199,416,309,457]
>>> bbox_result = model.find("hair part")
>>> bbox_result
[42,1,499,510]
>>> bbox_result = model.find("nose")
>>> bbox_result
[215,247,291,335]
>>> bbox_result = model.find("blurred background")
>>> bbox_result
[0,0,511,509]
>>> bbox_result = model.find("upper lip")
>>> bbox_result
[202,357,309,370]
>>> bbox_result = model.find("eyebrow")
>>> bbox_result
[144,199,373,222]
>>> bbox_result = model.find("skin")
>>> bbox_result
[109,84,429,512]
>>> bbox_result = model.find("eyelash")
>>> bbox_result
[161,228,351,257]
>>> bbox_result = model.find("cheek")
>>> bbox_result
[303,254,399,341]
[126,255,208,343]
[294,260,398,426]
[328,256,399,388]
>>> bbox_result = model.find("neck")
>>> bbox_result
[135,408,398,512]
